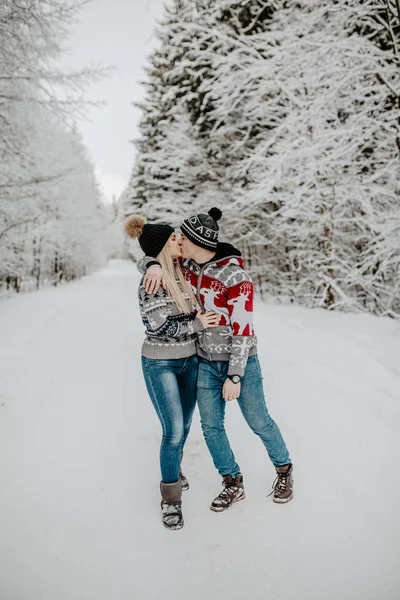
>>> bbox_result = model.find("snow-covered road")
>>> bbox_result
[0,260,399,600]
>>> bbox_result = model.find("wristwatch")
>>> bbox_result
[227,374,241,384]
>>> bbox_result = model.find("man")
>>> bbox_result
[140,207,293,511]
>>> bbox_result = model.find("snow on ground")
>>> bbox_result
[0,259,399,600]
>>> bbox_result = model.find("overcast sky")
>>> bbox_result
[62,0,166,202]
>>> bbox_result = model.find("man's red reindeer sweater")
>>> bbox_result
[181,245,258,376]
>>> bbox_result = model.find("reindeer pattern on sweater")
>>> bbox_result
[181,255,258,376]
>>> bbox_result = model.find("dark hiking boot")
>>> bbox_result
[160,481,183,530]
[210,473,245,512]
[269,464,294,503]
[179,470,189,492]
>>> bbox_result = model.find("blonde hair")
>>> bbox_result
[157,246,196,313]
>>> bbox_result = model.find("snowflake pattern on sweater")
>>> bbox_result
[138,279,204,359]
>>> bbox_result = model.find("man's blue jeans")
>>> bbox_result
[141,355,198,484]
[197,355,291,476]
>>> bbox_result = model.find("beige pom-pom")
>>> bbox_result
[125,214,147,239]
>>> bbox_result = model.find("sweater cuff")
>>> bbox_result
[193,316,205,333]
[227,364,246,378]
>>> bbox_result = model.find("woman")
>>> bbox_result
[125,215,219,530]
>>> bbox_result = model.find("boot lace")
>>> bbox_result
[217,480,238,500]
[268,470,290,497]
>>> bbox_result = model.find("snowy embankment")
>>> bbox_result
[0,260,399,600]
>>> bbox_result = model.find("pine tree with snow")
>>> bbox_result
[126,0,208,222]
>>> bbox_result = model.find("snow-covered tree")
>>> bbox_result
[128,0,400,316]
[1,111,108,291]
[125,0,238,222]
[0,0,110,292]
[126,0,288,222]
[125,1,196,220]
[203,0,400,314]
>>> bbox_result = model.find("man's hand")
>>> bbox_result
[143,265,166,294]
[222,378,241,402]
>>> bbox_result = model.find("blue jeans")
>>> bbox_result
[197,355,291,476]
[141,355,199,484]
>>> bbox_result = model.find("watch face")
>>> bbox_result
[231,375,240,383]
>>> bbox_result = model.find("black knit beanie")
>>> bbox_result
[180,207,222,250]
[124,215,174,257]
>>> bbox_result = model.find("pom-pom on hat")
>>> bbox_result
[125,215,146,239]
[180,207,222,250]
[124,214,175,257]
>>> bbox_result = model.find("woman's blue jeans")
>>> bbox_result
[141,354,199,484]
[196,355,291,476]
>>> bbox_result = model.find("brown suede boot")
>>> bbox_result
[269,464,294,503]
[210,473,245,512]
[160,481,183,530]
